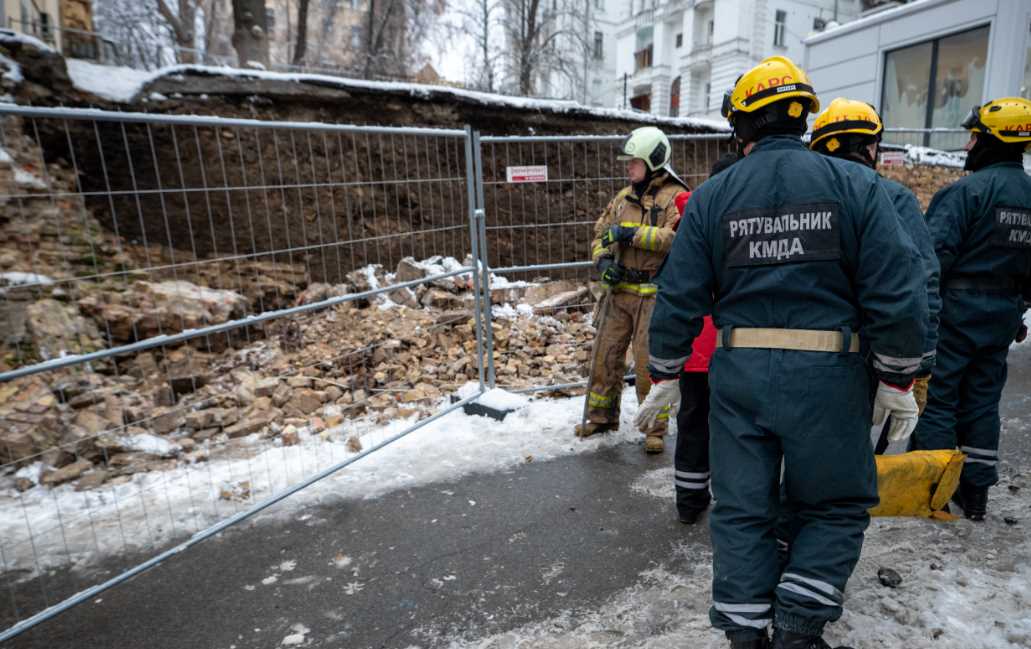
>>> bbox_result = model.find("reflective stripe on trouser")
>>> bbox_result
[675,372,710,508]
[584,290,667,435]
[707,348,876,637]
[910,290,1020,489]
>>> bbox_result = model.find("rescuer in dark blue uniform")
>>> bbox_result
[808,98,941,435]
[637,56,927,649]
[910,97,1031,521]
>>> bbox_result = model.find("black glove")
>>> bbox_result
[596,256,624,286]
[1016,323,1028,343]
[600,225,638,248]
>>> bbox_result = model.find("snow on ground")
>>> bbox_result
[424,466,1031,649]
[0,389,642,577]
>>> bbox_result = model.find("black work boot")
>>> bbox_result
[677,493,711,525]
[952,483,989,522]
[728,630,770,649]
[772,629,853,649]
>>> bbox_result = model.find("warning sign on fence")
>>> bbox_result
[506,165,548,183]
[879,150,906,167]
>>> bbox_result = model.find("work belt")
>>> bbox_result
[716,327,860,353]
[622,268,654,284]
[944,276,1021,293]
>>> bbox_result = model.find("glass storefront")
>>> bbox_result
[881,26,989,150]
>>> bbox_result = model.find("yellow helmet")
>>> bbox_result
[721,55,820,124]
[961,97,1031,145]
[809,98,883,152]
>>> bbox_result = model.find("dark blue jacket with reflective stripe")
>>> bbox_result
[926,161,1031,296]
[647,136,926,385]
[880,176,941,373]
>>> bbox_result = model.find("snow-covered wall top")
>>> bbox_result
[65,59,731,133]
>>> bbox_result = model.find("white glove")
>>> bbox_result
[634,379,681,431]
[872,380,919,442]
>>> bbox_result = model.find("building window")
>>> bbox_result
[881,25,990,149]
[635,26,654,72]
[773,10,786,48]
[594,31,604,60]
[265,8,275,31]
[705,81,711,111]
[351,0,360,9]
[351,25,362,49]
[707,20,714,45]
[675,33,683,48]
[670,76,681,117]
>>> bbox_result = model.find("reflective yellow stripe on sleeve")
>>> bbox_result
[588,391,616,409]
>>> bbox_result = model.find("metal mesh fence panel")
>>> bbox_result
[0,106,485,638]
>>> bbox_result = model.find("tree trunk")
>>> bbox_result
[231,0,270,68]
[156,0,198,63]
[292,0,310,66]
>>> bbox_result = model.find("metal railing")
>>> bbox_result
[882,126,969,152]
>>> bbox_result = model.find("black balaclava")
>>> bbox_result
[964,133,1026,172]
[814,132,879,169]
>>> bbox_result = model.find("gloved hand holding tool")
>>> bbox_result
[596,255,625,286]
[872,380,919,442]
[634,379,681,431]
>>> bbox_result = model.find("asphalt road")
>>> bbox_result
[4,342,1031,649]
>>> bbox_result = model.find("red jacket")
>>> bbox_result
[672,190,715,373]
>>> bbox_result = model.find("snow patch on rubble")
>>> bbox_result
[903,145,967,169]
[0,29,55,53]
[0,389,641,576]
[456,383,530,411]
[118,433,179,457]
[64,61,729,131]
[66,59,154,103]
[0,271,54,289]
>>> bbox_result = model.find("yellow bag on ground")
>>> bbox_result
[870,450,965,519]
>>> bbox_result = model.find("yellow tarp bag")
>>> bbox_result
[870,450,965,520]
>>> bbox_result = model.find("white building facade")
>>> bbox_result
[804,0,1031,149]
[604,0,860,119]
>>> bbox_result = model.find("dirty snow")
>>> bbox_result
[0,272,54,290]
[425,467,1031,649]
[0,389,643,575]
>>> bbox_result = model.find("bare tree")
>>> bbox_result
[457,0,501,92]
[499,0,593,97]
[156,0,199,62]
[292,0,311,65]
[231,0,270,67]
[362,0,443,79]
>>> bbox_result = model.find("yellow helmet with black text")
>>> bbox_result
[721,56,820,125]
[961,97,1031,147]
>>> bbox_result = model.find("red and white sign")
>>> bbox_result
[506,165,548,183]
[879,150,906,167]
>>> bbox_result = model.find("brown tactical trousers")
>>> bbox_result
[584,289,667,436]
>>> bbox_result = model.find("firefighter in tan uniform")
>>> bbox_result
[575,126,689,453]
